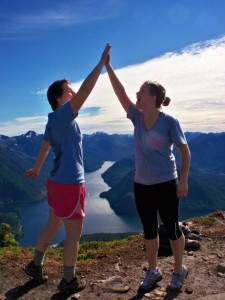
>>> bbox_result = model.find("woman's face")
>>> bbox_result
[60,82,76,105]
[136,82,153,110]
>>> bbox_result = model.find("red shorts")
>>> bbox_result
[46,179,86,220]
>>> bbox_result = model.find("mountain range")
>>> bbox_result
[1,130,225,220]
[0,131,134,205]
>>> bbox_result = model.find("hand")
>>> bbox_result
[176,181,188,198]
[100,43,111,65]
[105,52,110,67]
[24,168,39,179]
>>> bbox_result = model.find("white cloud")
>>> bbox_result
[36,89,47,96]
[0,1,119,40]
[77,35,225,134]
[1,35,225,136]
[0,116,47,136]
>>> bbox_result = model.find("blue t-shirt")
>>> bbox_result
[127,104,187,185]
[44,102,84,184]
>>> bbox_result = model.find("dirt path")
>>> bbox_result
[1,212,225,300]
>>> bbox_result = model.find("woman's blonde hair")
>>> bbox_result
[146,81,171,108]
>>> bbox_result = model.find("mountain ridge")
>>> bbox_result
[1,131,225,208]
[1,131,225,240]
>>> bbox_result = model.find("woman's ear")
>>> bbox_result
[56,97,61,107]
[149,94,156,100]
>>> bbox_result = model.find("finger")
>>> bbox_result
[24,171,32,176]
[25,173,34,178]
[25,171,38,178]
[178,192,187,198]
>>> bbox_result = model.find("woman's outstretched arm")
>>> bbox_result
[105,56,132,113]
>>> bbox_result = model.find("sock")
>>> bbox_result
[33,249,45,266]
[63,265,75,283]
[150,267,158,273]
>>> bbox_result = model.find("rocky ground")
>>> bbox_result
[0,211,225,300]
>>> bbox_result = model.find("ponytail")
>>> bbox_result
[162,96,171,106]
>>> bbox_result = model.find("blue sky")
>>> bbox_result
[1,0,225,136]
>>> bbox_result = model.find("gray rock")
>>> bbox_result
[93,275,130,293]
[216,263,225,273]
[197,293,225,300]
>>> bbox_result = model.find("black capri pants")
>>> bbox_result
[134,179,182,241]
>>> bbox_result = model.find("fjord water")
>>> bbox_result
[19,161,142,247]
[18,161,212,247]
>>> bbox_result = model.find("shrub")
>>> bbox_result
[0,223,19,247]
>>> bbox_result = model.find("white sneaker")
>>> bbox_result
[168,265,188,291]
[139,267,162,291]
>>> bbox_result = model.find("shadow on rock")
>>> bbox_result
[128,284,181,300]
[128,282,163,300]
[163,289,181,300]
[50,291,79,300]
[5,279,42,299]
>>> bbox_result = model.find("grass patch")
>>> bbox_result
[192,215,214,225]
[0,234,142,265]
[192,210,224,226]
[78,234,141,262]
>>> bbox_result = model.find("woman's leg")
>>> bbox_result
[23,208,62,282]
[134,182,164,291]
[56,217,86,293]
[144,237,159,269]
[169,234,185,273]
[62,218,83,280]
[134,182,159,269]
[35,208,63,254]
[158,180,184,273]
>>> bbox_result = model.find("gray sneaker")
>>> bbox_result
[168,265,188,291]
[58,276,86,293]
[138,268,162,291]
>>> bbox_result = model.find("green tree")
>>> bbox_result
[0,223,19,247]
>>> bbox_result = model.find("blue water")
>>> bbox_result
[18,162,142,247]
[16,161,213,247]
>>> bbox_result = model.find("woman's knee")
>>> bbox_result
[167,222,182,240]
[64,218,83,240]
[47,217,62,232]
[143,224,158,240]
